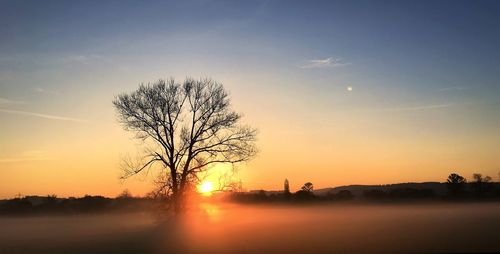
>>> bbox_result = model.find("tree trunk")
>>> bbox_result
[170,167,182,216]
[173,193,182,216]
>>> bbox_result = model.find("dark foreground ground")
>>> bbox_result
[1,202,499,254]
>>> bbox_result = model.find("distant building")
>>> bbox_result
[284,179,291,196]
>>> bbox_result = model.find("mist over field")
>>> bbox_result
[1,203,499,254]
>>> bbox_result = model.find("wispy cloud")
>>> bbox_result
[0,150,52,163]
[34,87,61,95]
[438,86,472,92]
[58,54,104,65]
[381,103,452,112]
[0,109,87,123]
[299,57,351,69]
[0,97,25,105]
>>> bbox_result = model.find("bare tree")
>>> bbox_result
[113,78,257,214]
[214,167,243,192]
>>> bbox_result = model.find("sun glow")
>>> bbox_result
[198,181,214,195]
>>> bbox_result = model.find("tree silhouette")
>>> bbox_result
[117,189,132,199]
[446,173,466,197]
[216,169,243,192]
[113,78,257,214]
[294,182,315,200]
[471,173,492,197]
[301,182,314,192]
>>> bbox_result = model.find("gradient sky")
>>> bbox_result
[1,0,500,198]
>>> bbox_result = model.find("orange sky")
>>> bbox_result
[1,73,499,198]
[1,1,500,198]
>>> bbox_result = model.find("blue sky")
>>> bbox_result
[2,0,500,105]
[1,0,500,197]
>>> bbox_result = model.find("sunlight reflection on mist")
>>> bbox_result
[169,202,500,254]
[1,203,499,254]
[199,202,221,221]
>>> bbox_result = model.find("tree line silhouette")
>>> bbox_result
[1,172,499,215]
[228,172,500,203]
[0,191,155,216]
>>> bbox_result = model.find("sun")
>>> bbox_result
[198,181,214,195]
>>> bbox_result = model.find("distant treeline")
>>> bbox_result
[226,184,500,204]
[2,174,499,215]
[0,192,158,216]
[225,173,500,203]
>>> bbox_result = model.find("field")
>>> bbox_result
[1,202,499,253]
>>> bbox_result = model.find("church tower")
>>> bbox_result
[284,178,291,196]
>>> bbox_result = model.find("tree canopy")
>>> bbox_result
[113,78,257,213]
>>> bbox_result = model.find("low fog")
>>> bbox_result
[1,203,499,253]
